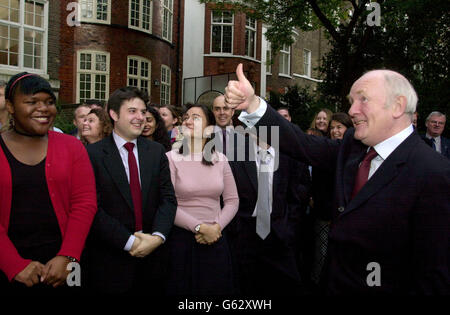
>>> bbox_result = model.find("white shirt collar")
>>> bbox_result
[112,131,138,150]
[373,124,414,160]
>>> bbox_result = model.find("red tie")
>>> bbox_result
[351,147,378,199]
[124,142,143,231]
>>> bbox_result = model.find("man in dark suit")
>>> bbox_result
[225,127,306,296]
[224,64,450,294]
[422,111,450,159]
[84,87,177,294]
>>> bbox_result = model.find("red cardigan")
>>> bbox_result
[0,131,97,281]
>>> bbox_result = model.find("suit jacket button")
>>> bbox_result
[338,206,345,213]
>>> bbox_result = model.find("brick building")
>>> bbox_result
[261,26,330,100]
[59,0,183,107]
[182,0,262,106]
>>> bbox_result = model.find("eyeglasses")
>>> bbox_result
[429,120,445,126]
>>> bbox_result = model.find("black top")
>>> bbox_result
[0,136,61,263]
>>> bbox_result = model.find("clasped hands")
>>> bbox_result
[129,232,163,258]
[194,223,222,245]
[13,256,72,288]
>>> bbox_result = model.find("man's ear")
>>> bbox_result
[392,95,407,119]
[109,109,119,122]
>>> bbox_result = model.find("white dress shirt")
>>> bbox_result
[369,124,414,179]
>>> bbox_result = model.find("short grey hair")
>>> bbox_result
[383,71,418,116]
[425,111,446,122]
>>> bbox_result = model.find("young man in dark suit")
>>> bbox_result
[224,64,450,295]
[84,87,177,294]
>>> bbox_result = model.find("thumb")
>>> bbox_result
[236,63,247,83]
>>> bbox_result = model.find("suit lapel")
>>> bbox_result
[343,132,418,216]
[102,136,134,212]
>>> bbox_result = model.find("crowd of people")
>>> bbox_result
[0,66,448,296]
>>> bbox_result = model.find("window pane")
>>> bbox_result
[212,11,222,23]
[96,54,107,71]
[34,56,41,69]
[211,25,222,52]
[24,54,32,68]
[222,26,232,53]
[222,11,232,23]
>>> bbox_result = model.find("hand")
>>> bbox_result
[129,232,163,258]
[224,63,260,113]
[41,256,71,288]
[195,223,222,245]
[13,261,45,287]
[130,235,141,253]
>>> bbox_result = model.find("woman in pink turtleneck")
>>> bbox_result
[165,103,239,295]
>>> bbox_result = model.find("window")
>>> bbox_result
[245,17,256,58]
[160,65,171,105]
[0,0,47,72]
[211,10,233,54]
[129,0,152,33]
[266,42,272,74]
[161,0,173,42]
[79,0,111,24]
[128,56,150,96]
[77,50,110,103]
[303,49,311,77]
[279,44,290,76]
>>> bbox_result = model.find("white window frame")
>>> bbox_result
[160,65,171,105]
[127,55,151,97]
[303,48,311,77]
[279,44,290,77]
[210,10,234,54]
[245,17,256,58]
[128,0,152,34]
[266,41,272,75]
[0,0,48,75]
[76,50,110,103]
[79,0,111,25]
[161,0,173,42]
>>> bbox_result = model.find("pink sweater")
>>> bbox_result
[166,150,239,233]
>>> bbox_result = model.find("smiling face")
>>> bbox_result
[109,97,146,141]
[212,95,234,128]
[159,107,177,131]
[348,72,398,147]
[181,107,208,139]
[7,91,56,136]
[142,112,157,138]
[81,112,102,143]
[315,111,329,132]
[330,120,348,140]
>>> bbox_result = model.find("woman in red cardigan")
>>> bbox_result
[0,72,97,292]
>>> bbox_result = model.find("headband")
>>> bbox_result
[8,73,38,99]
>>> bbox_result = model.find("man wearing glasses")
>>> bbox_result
[424,111,450,159]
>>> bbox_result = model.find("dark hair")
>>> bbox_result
[107,86,147,125]
[145,106,171,152]
[329,112,353,129]
[5,72,56,102]
[80,108,112,144]
[277,106,290,113]
[159,104,182,127]
[178,103,216,166]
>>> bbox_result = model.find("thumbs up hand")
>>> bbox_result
[224,63,260,113]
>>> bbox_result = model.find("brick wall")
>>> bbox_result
[58,0,183,106]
